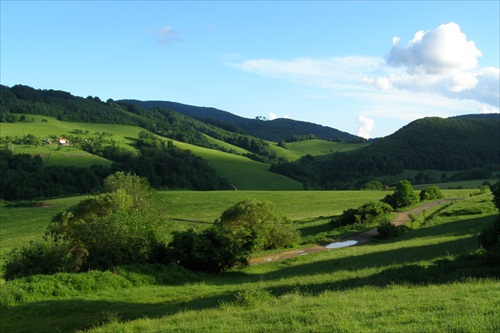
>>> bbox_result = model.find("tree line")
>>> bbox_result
[271,117,500,189]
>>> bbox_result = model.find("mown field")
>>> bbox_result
[1,189,498,332]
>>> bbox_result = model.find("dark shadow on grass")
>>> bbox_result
[260,251,500,297]
[297,221,332,237]
[241,215,496,282]
[0,291,236,333]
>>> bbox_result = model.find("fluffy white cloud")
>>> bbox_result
[269,112,277,120]
[230,22,498,132]
[387,22,482,75]
[382,22,499,107]
[357,115,374,139]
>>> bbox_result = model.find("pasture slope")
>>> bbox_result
[0,189,498,332]
[0,115,304,190]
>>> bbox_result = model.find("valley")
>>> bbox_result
[0,84,499,333]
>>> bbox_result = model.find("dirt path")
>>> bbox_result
[249,199,455,265]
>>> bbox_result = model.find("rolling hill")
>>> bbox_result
[120,99,362,142]
[271,116,500,189]
[2,84,499,195]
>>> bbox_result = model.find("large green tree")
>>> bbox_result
[47,172,163,270]
[215,199,300,252]
[382,180,419,209]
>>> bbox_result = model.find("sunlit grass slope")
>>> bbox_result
[0,189,473,266]
[277,139,368,161]
[1,116,302,190]
[0,192,497,333]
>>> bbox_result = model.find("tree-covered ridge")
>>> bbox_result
[1,85,284,164]
[271,116,500,189]
[120,99,362,142]
[0,85,142,125]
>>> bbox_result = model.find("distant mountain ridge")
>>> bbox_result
[120,99,361,142]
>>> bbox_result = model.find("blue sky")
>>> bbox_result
[1,1,499,138]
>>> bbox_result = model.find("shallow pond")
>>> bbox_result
[325,240,358,249]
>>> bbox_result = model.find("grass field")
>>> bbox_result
[280,139,368,161]
[0,190,498,332]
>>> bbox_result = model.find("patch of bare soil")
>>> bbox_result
[249,199,456,265]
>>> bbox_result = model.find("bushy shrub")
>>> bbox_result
[2,237,87,280]
[382,180,419,209]
[478,218,500,252]
[47,185,162,270]
[377,221,407,239]
[419,186,444,201]
[360,180,383,191]
[165,227,249,273]
[331,201,393,228]
[3,172,165,279]
[477,181,500,261]
[215,199,300,251]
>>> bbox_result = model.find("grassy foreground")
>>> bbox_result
[1,190,498,332]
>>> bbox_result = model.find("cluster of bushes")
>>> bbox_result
[166,199,300,273]
[381,180,420,209]
[478,182,500,261]
[3,173,164,279]
[330,201,393,228]
[419,185,444,201]
[331,181,445,239]
[2,173,299,279]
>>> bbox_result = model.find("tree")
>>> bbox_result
[215,199,300,251]
[165,227,249,274]
[419,186,444,201]
[47,172,163,270]
[382,180,419,209]
[361,180,383,191]
[478,181,500,259]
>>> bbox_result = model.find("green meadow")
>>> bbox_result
[1,116,306,190]
[1,189,498,332]
[284,139,368,160]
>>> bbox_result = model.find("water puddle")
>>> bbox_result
[325,240,358,249]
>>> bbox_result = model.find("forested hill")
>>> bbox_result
[451,113,500,120]
[120,99,361,142]
[0,84,295,164]
[271,116,500,189]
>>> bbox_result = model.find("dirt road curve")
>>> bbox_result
[249,199,455,265]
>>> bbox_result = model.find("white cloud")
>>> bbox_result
[150,26,181,45]
[230,22,498,133]
[477,105,500,114]
[387,22,481,75]
[233,56,382,90]
[269,112,277,120]
[357,115,374,139]
[382,22,499,107]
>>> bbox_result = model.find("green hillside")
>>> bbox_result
[1,115,302,191]
[120,99,362,142]
[272,117,500,189]
[284,139,368,160]
[168,140,302,190]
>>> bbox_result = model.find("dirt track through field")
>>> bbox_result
[249,199,455,265]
